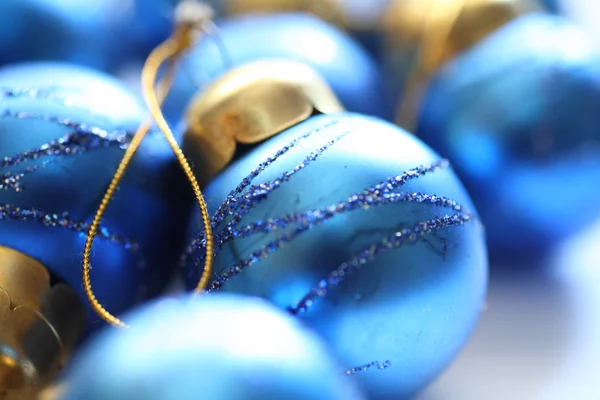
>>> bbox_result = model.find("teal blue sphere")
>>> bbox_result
[184,113,488,399]
[62,294,365,400]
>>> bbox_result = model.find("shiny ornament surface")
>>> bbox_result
[0,0,174,71]
[183,113,488,399]
[0,62,187,328]
[62,294,365,400]
[164,12,390,124]
[417,14,600,257]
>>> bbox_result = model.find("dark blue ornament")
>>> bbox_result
[417,13,600,258]
[164,13,391,124]
[0,62,187,329]
[183,113,488,400]
[62,294,365,400]
[0,0,174,71]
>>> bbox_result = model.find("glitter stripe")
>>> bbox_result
[0,203,139,250]
[210,118,345,229]
[344,360,392,375]
[210,162,453,253]
[288,213,473,314]
[1,109,141,253]
[186,161,455,278]
[207,130,352,254]
[1,162,50,192]
[183,120,474,306]
[1,87,63,102]
[1,113,133,168]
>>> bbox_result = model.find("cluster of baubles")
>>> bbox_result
[0,0,598,399]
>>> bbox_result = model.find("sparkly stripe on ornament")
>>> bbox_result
[184,118,475,313]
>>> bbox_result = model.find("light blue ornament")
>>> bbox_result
[62,294,365,400]
[417,14,600,258]
[183,112,488,399]
[163,12,391,124]
[0,62,188,329]
[0,0,174,71]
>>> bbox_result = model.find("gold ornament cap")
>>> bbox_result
[0,246,85,399]
[383,0,539,72]
[382,0,539,130]
[183,59,344,185]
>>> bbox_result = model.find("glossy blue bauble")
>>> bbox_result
[0,62,187,329]
[0,0,173,71]
[183,113,488,399]
[164,13,391,124]
[62,294,365,400]
[417,14,600,258]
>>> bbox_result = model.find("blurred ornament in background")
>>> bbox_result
[416,14,600,258]
[61,294,365,400]
[382,0,540,130]
[182,60,488,400]
[0,62,187,397]
[162,12,391,125]
[207,0,394,56]
[0,0,175,72]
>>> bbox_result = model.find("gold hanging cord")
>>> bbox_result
[82,1,215,328]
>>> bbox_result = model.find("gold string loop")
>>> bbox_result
[82,0,215,328]
[184,19,234,91]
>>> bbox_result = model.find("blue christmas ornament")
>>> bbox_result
[163,12,391,124]
[0,62,187,396]
[0,0,174,71]
[417,13,600,258]
[62,294,365,400]
[206,0,393,58]
[181,61,488,400]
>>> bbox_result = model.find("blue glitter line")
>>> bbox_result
[186,160,454,276]
[208,161,452,253]
[344,360,392,375]
[229,192,464,239]
[0,119,132,169]
[182,118,347,262]
[1,161,51,192]
[1,111,130,136]
[289,213,472,314]
[1,87,63,102]
[0,203,139,251]
[208,130,352,253]
[207,196,470,292]
[0,109,141,253]
[183,119,473,308]
[210,118,345,229]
